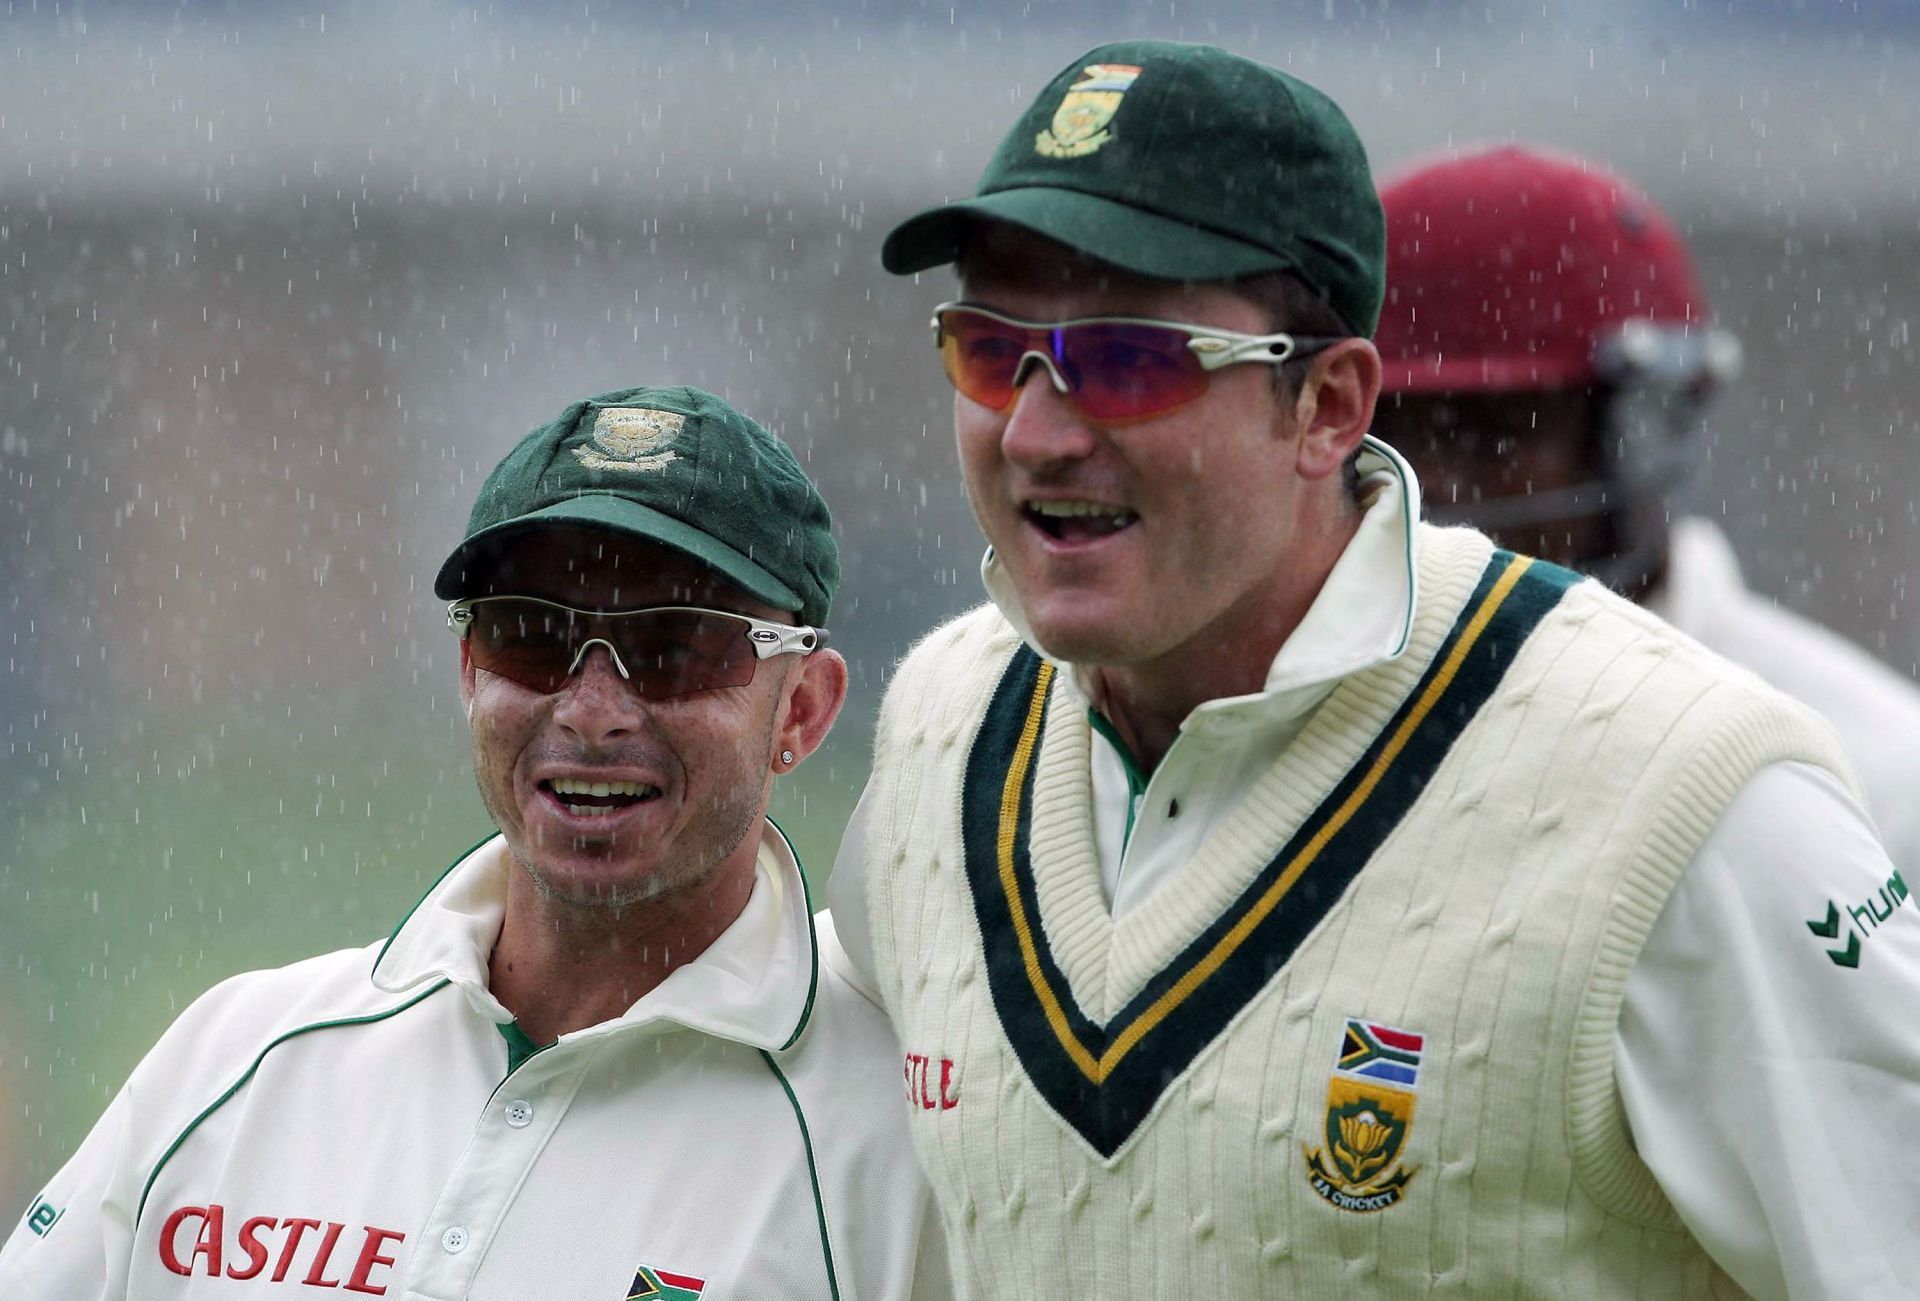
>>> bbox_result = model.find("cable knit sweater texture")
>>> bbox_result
[862,525,1853,1298]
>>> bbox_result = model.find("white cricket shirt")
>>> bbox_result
[829,437,1920,1298]
[1649,515,1920,874]
[3,828,946,1301]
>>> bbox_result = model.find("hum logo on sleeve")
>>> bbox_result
[24,1197,63,1237]
[1807,870,1911,969]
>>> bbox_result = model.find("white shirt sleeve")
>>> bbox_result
[1616,760,1920,1300]
[820,785,953,1297]
[0,1078,138,1301]
[822,777,883,1005]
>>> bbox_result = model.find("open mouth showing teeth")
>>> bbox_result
[542,777,661,818]
[1024,500,1139,542]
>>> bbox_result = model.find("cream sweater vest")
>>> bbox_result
[864,526,1854,1298]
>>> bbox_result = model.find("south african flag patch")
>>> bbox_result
[1338,1018,1425,1087]
[1304,1018,1425,1213]
[627,1263,706,1299]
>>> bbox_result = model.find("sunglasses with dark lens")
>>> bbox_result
[447,597,827,699]
[932,301,1347,422]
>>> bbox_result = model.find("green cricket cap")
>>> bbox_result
[882,40,1386,337]
[435,385,839,628]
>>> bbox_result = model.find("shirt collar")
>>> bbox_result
[370,825,819,1053]
[982,434,1423,712]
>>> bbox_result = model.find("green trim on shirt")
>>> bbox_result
[373,831,501,977]
[760,1050,842,1301]
[769,815,820,1051]
[1086,707,1148,853]
[498,1019,551,1075]
[1357,433,1419,658]
[137,980,452,1226]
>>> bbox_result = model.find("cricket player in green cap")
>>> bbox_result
[828,40,1916,1296]
[4,386,948,1298]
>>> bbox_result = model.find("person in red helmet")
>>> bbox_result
[1373,143,1920,865]
[1374,144,1920,1297]
[1374,145,1735,599]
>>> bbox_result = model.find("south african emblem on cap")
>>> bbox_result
[1303,1018,1424,1213]
[1035,63,1142,159]
[574,406,684,474]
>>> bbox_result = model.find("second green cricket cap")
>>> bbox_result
[435,385,839,628]
[882,40,1386,337]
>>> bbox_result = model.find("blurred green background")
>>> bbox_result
[5,0,1920,1220]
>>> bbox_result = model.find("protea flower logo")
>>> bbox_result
[1329,1100,1405,1186]
[1304,1018,1425,1213]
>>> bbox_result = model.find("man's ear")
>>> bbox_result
[459,640,477,722]
[772,649,849,771]
[1291,337,1382,482]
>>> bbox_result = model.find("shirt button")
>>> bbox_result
[505,1099,534,1128]
[441,1226,469,1254]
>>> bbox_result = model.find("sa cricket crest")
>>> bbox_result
[574,406,684,474]
[1035,63,1142,158]
[1303,1018,1424,1213]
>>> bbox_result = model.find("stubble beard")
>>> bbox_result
[516,778,763,912]
[474,703,779,913]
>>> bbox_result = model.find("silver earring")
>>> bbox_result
[780,750,795,766]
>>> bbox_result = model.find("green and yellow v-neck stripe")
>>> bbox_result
[959,550,1579,1158]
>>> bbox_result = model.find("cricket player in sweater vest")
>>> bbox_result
[826,41,1920,1298]
[2,386,947,1299]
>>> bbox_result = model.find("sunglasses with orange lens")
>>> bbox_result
[932,301,1344,421]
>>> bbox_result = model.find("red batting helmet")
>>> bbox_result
[1373,146,1741,592]
[1376,145,1729,394]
